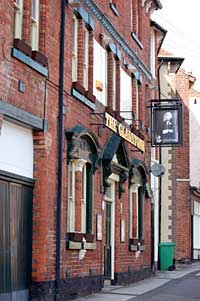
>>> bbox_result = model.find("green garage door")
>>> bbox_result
[0,178,33,301]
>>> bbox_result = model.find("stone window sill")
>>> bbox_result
[11,47,48,77]
[66,232,96,250]
[110,3,119,16]
[71,83,96,110]
[131,32,144,49]
[129,238,145,252]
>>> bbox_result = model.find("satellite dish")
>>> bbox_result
[151,163,165,177]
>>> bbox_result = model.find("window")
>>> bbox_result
[31,0,40,50]
[120,68,132,125]
[14,0,23,39]
[72,15,78,82]
[150,29,156,77]
[131,0,142,39]
[93,40,107,105]
[83,27,89,90]
[67,160,75,232]
[135,79,139,126]
[129,184,143,240]
[67,159,93,234]
[112,58,116,110]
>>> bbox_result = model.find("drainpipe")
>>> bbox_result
[55,0,65,300]
[157,61,163,246]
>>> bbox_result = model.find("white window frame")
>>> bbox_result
[72,15,78,82]
[150,29,156,78]
[81,164,87,233]
[93,39,108,106]
[135,80,139,127]
[129,184,140,239]
[83,26,89,90]
[31,0,40,51]
[14,0,23,39]
[120,67,132,125]
[112,58,116,111]
[67,161,75,232]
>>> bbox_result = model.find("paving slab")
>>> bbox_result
[76,293,136,301]
[108,278,170,295]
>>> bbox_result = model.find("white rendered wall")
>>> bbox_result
[190,97,200,188]
[0,120,33,178]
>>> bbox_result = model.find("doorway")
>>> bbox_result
[104,181,115,281]
[0,177,33,301]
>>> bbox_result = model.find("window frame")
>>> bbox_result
[67,160,93,234]
[14,0,23,40]
[31,0,40,51]
[120,67,132,125]
[129,184,143,240]
[93,39,108,106]
[112,58,116,111]
[72,15,78,82]
[150,29,156,78]
[67,160,76,233]
[83,26,89,90]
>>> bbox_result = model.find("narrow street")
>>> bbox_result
[76,263,200,301]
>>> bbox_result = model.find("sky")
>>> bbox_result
[153,0,200,90]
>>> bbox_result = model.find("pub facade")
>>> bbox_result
[0,0,163,300]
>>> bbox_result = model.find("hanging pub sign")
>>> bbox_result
[151,100,183,146]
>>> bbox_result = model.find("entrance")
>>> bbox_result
[104,181,115,281]
[0,177,33,301]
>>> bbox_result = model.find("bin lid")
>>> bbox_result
[159,242,175,246]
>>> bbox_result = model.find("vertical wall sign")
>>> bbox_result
[151,100,183,146]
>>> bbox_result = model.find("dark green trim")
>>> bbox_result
[0,170,35,186]
[130,159,148,177]
[0,100,47,130]
[11,48,48,77]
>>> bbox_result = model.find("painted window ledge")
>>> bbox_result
[11,48,48,77]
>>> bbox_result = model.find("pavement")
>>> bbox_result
[75,262,200,301]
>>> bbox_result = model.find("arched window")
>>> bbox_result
[66,126,99,238]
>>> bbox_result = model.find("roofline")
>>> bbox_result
[151,20,167,34]
[151,20,167,53]
[158,56,184,73]
[158,57,184,63]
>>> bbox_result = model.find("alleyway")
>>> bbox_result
[76,263,200,301]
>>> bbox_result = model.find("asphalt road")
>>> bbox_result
[132,270,200,301]
[76,263,200,301]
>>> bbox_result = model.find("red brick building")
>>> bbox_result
[0,1,162,300]
[158,50,197,263]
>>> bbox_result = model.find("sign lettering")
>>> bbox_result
[105,113,145,152]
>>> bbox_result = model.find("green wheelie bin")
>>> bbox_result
[159,242,175,270]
